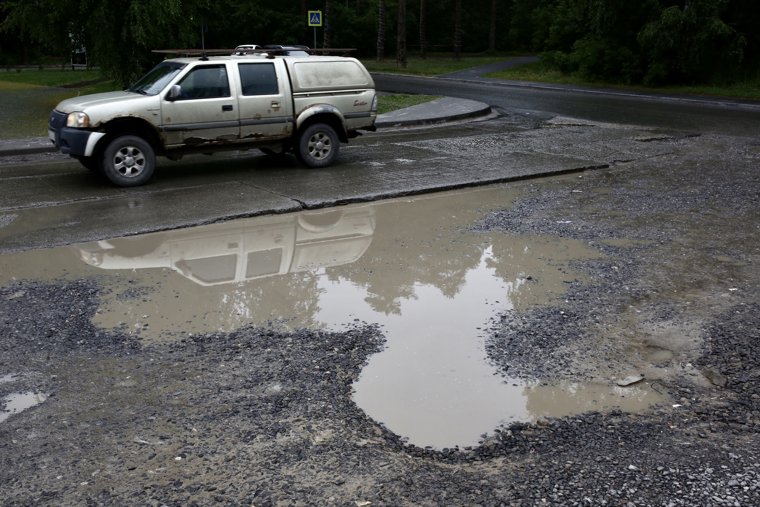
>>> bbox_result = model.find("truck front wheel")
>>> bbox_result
[101,135,155,187]
[297,123,339,168]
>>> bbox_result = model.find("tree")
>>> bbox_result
[419,0,427,59]
[0,0,80,64]
[397,0,407,68]
[1,0,201,86]
[87,0,199,86]
[638,0,745,85]
[453,0,462,59]
[488,0,497,52]
[323,0,332,48]
[376,0,385,60]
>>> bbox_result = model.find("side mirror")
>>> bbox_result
[166,84,182,101]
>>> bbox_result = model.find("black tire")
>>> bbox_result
[296,123,339,168]
[74,155,102,174]
[101,135,155,187]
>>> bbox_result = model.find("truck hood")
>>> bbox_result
[55,91,151,114]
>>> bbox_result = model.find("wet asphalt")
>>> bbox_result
[1,72,760,505]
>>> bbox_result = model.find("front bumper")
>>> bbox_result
[48,110,104,157]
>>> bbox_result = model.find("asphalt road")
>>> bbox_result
[374,73,760,137]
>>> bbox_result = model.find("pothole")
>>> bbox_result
[0,185,671,449]
[0,391,49,423]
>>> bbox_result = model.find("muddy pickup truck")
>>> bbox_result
[48,53,377,186]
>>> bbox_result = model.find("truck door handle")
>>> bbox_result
[222,105,233,112]
[271,101,281,110]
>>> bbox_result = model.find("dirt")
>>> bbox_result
[1,127,760,505]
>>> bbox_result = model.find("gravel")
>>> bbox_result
[1,132,759,505]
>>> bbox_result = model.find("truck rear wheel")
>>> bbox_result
[297,123,339,168]
[101,135,155,187]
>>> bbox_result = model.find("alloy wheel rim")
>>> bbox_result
[113,146,146,177]
[308,133,331,160]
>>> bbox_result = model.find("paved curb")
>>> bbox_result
[0,138,56,157]
[375,97,492,128]
[0,96,493,158]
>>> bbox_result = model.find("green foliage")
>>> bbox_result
[1,0,759,87]
[543,37,641,83]
[361,55,516,76]
[536,0,660,83]
[508,0,757,86]
[638,1,745,85]
[86,0,199,87]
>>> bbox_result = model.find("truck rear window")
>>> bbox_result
[238,63,279,96]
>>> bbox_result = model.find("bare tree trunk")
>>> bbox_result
[397,0,407,68]
[301,0,308,44]
[454,0,462,60]
[419,0,427,59]
[488,0,496,53]
[323,0,331,49]
[376,0,385,61]
[453,0,462,60]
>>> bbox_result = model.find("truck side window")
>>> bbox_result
[238,63,278,96]
[176,65,230,100]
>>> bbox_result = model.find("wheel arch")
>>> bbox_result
[295,106,348,143]
[97,117,163,155]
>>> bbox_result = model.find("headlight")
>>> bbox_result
[66,112,90,128]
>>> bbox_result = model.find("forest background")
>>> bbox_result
[1,0,759,90]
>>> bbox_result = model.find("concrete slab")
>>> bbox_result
[235,144,606,209]
[375,97,492,127]
[0,137,55,156]
[0,181,299,252]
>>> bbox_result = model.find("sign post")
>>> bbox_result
[308,10,322,48]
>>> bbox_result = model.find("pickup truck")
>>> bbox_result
[48,53,377,186]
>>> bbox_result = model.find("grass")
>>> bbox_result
[378,94,441,114]
[361,53,519,76]
[0,69,119,139]
[0,68,108,87]
[487,61,760,101]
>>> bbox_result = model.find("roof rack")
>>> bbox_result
[152,47,357,58]
[152,49,233,57]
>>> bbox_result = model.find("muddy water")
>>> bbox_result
[0,391,49,423]
[0,186,667,448]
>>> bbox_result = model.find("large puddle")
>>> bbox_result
[0,186,667,447]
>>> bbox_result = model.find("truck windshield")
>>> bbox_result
[128,61,186,96]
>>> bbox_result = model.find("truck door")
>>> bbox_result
[236,61,294,141]
[161,63,239,147]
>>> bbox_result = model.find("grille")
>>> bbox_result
[49,110,67,129]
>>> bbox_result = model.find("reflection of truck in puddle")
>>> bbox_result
[76,207,375,286]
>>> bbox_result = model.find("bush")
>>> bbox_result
[638,2,746,85]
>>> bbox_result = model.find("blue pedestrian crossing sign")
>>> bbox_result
[308,10,323,27]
